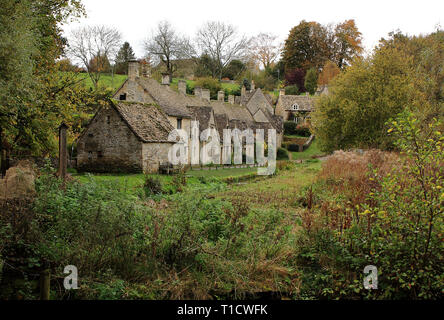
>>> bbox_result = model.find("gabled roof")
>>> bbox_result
[187,106,214,132]
[278,95,315,111]
[136,77,208,118]
[111,100,174,143]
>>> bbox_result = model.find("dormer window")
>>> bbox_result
[292,103,299,111]
[177,118,182,129]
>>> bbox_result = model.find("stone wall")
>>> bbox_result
[77,106,144,173]
[142,142,173,173]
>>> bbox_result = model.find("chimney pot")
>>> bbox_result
[217,90,225,101]
[201,88,210,102]
[161,73,171,85]
[178,80,187,94]
[194,86,202,97]
[128,60,139,81]
[241,86,246,97]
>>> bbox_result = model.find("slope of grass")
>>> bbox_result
[290,139,325,160]
[78,73,128,91]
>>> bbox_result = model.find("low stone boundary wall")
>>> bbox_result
[187,163,264,171]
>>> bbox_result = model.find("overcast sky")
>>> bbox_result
[63,0,443,58]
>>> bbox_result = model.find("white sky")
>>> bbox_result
[63,0,443,58]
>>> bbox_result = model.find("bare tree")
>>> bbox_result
[196,21,250,80]
[144,21,196,80]
[67,25,122,89]
[250,33,282,69]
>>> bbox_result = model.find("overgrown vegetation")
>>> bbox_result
[295,113,443,299]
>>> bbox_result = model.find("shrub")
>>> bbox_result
[284,121,297,135]
[194,77,222,99]
[297,112,443,299]
[277,147,289,160]
[284,84,299,95]
[144,175,163,196]
[287,144,300,152]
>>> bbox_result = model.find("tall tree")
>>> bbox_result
[333,19,363,69]
[0,0,86,158]
[67,25,122,89]
[304,68,318,95]
[318,60,340,85]
[115,42,136,75]
[196,21,249,80]
[282,21,332,72]
[144,20,195,80]
[250,33,281,69]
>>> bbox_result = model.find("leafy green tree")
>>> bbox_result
[0,0,85,160]
[282,21,332,72]
[304,68,318,95]
[312,28,443,153]
[312,46,413,152]
[115,42,136,75]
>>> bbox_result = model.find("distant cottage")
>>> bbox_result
[275,90,315,124]
[77,60,283,173]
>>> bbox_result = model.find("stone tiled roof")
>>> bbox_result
[112,100,174,143]
[279,95,314,111]
[210,101,254,122]
[187,106,213,132]
[136,78,207,118]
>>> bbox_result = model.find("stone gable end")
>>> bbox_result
[77,106,144,173]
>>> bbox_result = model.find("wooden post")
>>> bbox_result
[0,126,5,178]
[40,269,50,300]
[58,123,68,180]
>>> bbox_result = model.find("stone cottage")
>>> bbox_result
[113,60,283,144]
[76,100,174,173]
[77,60,283,173]
[274,90,315,124]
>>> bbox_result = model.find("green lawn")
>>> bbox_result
[72,166,258,192]
[290,139,325,160]
[79,73,127,91]
[187,166,257,178]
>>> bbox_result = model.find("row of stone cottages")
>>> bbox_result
[76,60,319,173]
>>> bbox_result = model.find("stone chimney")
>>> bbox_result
[228,95,235,104]
[201,88,210,102]
[178,80,187,95]
[241,85,246,97]
[161,73,171,85]
[194,86,202,98]
[279,89,285,96]
[251,80,255,91]
[217,90,225,101]
[128,60,139,81]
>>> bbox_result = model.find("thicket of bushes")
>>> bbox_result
[284,122,311,137]
[295,112,443,299]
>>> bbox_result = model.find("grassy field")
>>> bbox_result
[215,160,321,211]
[290,139,325,160]
[78,73,128,91]
[73,166,259,193]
